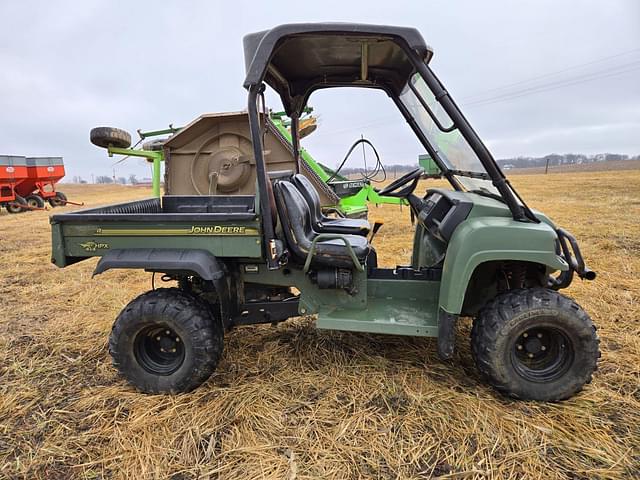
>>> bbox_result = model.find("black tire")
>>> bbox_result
[6,195,27,214]
[48,191,67,207]
[90,126,132,149]
[109,288,224,394]
[25,194,45,209]
[142,138,165,151]
[471,288,599,401]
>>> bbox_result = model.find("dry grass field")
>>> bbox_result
[1,171,639,479]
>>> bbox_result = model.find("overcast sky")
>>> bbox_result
[1,0,638,181]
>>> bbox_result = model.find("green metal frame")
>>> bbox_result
[269,110,407,217]
[108,147,163,197]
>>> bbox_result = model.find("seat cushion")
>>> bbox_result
[314,234,369,267]
[317,217,371,235]
[292,173,371,236]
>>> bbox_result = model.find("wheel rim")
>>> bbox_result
[27,198,38,208]
[134,325,185,375]
[511,326,574,382]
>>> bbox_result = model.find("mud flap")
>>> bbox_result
[437,309,458,360]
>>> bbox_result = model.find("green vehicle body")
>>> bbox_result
[50,189,570,339]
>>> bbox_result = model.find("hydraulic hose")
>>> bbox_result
[327,138,386,183]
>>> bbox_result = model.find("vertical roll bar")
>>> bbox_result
[248,85,280,269]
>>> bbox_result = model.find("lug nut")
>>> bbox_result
[156,336,161,341]
[541,346,547,351]
[537,333,543,338]
[528,353,534,358]
[175,337,180,343]
[523,333,528,338]
[517,344,523,350]
[165,330,171,335]
[171,348,176,353]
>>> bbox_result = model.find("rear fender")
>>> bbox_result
[94,248,232,325]
[438,218,568,315]
[94,248,225,280]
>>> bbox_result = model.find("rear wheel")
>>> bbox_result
[109,288,224,393]
[48,191,67,207]
[471,288,599,401]
[6,195,27,214]
[25,194,45,209]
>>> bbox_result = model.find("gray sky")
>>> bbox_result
[1,0,638,181]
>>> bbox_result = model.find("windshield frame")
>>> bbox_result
[389,50,539,223]
[400,72,494,182]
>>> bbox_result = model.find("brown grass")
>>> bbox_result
[1,172,639,479]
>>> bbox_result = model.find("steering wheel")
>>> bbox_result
[377,167,424,197]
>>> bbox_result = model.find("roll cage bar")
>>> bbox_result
[243,23,538,268]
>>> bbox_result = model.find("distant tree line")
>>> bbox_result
[338,153,639,175]
[76,174,140,184]
[496,153,639,169]
[337,164,418,179]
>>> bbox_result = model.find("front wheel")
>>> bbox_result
[109,288,224,393]
[471,288,599,401]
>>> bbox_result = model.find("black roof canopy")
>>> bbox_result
[243,23,433,115]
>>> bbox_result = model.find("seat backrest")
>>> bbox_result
[274,180,315,260]
[292,174,323,224]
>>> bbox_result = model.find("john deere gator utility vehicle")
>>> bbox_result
[51,23,599,401]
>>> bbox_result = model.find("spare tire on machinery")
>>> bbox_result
[6,194,27,214]
[142,139,166,151]
[25,194,45,209]
[90,126,132,149]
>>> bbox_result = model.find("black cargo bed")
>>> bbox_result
[50,196,258,223]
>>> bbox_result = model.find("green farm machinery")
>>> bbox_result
[92,109,409,219]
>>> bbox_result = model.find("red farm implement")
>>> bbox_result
[12,157,70,209]
[0,155,29,214]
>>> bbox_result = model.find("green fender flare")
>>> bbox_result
[438,217,568,314]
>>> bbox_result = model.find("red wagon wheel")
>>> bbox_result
[25,194,45,209]
[49,191,67,207]
[6,195,27,214]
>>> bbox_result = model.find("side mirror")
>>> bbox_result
[418,154,441,178]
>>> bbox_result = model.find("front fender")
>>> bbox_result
[439,217,568,314]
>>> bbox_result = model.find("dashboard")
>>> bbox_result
[416,189,473,243]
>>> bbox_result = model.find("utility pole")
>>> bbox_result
[544,158,550,174]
